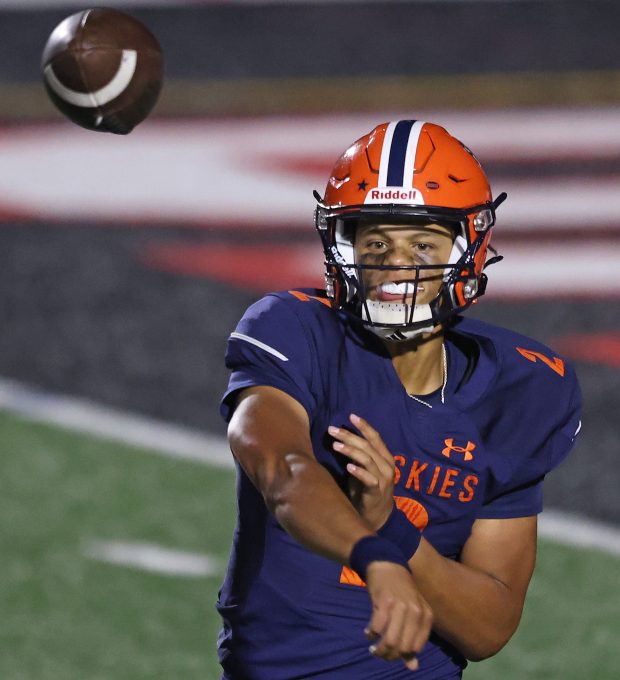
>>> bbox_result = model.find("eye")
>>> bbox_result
[364,240,387,251]
[415,242,433,252]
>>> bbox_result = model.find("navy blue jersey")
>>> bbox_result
[218,289,581,680]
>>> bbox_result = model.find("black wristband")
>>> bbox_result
[349,535,410,582]
[377,505,422,560]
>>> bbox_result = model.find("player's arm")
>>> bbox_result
[228,385,373,559]
[228,385,432,670]
[331,414,536,661]
[409,515,536,661]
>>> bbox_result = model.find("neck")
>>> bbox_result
[385,330,445,396]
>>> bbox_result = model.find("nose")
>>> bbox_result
[385,244,416,266]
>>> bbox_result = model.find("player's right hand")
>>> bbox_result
[364,561,433,671]
[329,414,396,530]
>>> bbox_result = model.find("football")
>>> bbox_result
[41,8,164,134]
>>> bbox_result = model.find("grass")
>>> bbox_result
[467,540,620,679]
[1,410,618,679]
[0,411,232,680]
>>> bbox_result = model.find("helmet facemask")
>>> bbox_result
[315,197,503,342]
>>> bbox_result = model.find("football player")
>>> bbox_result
[217,121,581,678]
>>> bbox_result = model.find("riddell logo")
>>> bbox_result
[442,438,476,461]
[364,187,425,205]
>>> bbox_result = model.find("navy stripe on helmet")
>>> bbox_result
[386,120,416,187]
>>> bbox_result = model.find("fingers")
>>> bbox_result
[329,427,373,461]
[369,599,429,669]
[349,413,395,466]
[401,652,420,672]
[346,462,380,488]
[370,598,408,661]
[328,419,395,483]
[365,563,433,672]
[328,426,382,478]
[410,602,433,666]
[366,599,389,650]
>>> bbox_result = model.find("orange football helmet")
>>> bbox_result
[314,120,506,341]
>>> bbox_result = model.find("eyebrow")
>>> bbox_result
[358,227,445,239]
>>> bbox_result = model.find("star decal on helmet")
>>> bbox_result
[357,180,368,191]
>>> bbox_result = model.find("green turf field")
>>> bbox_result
[1,410,618,680]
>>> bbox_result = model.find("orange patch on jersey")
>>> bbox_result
[339,497,428,587]
[394,496,429,530]
[516,347,565,377]
[339,566,365,587]
[288,290,333,307]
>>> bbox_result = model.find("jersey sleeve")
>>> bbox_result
[477,362,582,519]
[477,476,545,519]
[220,294,319,423]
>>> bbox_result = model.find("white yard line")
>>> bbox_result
[539,510,620,557]
[1,377,619,558]
[83,540,221,577]
[0,377,233,468]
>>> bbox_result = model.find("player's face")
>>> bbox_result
[354,222,455,306]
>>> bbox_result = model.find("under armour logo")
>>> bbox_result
[442,438,476,461]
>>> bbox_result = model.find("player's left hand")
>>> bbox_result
[328,414,395,531]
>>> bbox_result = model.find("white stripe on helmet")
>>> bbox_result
[378,122,397,187]
[403,120,426,188]
[378,120,426,189]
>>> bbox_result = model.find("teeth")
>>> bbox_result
[380,282,421,294]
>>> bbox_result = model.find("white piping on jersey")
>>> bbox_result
[378,122,397,187]
[574,420,582,437]
[402,120,425,188]
[229,332,289,361]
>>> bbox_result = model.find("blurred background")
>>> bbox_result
[1,1,619,678]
